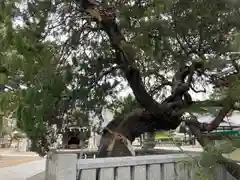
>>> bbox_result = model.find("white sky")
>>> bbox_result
[198,112,240,125]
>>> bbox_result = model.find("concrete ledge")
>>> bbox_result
[27,171,45,180]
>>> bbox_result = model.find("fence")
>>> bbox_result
[46,148,197,159]
[45,149,236,180]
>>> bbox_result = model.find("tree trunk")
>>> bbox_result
[142,132,156,149]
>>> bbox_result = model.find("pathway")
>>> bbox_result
[0,156,42,168]
[0,158,45,180]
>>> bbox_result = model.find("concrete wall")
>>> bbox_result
[45,152,77,180]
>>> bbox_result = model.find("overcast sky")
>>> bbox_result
[198,112,240,125]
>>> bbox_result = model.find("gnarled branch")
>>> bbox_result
[186,99,234,132]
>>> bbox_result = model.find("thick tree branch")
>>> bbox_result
[190,85,206,93]
[186,99,234,132]
[188,124,240,179]
[204,101,233,131]
[163,62,202,107]
[149,81,172,95]
[103,108,181,142]
[80,5,168,115]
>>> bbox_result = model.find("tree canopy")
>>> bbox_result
[1,0,240,177]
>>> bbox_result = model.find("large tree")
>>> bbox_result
[0,0,93,155]
[2,0,240,178]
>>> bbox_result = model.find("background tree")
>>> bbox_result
[0,0,102,155]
